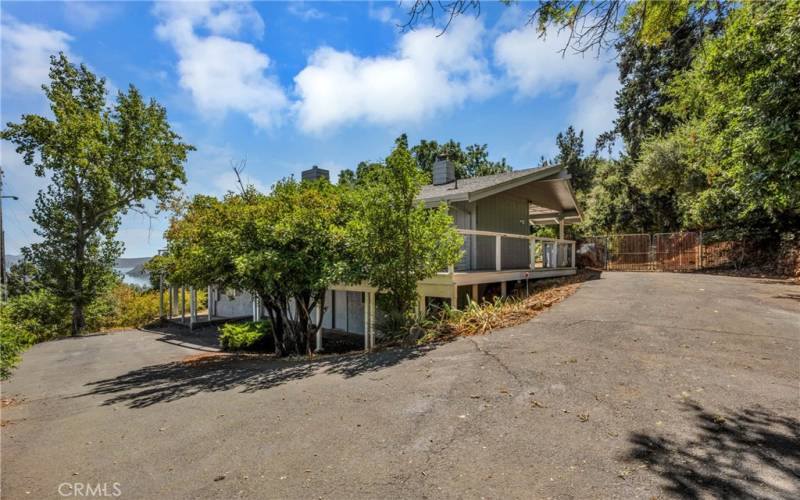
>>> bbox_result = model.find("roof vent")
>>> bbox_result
[432,157,456,185]
[301,165,330,182]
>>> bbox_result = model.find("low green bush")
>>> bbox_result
[219,321,272,351]
[0,315,35,379]
[3,289,71,341]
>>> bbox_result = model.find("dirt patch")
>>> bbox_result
[180,352,233,364]
[1,397,22,409]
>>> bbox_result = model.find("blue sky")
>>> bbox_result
[1,1,619,257]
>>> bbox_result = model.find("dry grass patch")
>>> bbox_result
[420,270,599,343]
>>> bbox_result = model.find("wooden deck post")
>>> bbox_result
[500,281,507,298]
[559,218,565,240]
[471,284,479,304]
[495,235,502,271]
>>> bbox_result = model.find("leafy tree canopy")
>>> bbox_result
[632,0,800,235]
[346,135,463,334]
[2,53,193,334]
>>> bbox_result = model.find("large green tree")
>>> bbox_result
[2,54,193,334]
[547,126,595,195]
[612,1,728,159]
[159,180,351,356]
[632,0,800,235]
[347,135,462,335]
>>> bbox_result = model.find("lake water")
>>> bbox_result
[114,267,151,288]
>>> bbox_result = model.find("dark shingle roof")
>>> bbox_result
[417,165,553,202]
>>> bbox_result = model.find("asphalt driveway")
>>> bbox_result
[2,272,798,499]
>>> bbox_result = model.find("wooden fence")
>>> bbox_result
[581,232,735,272]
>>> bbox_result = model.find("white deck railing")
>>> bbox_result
[446,229,576,273]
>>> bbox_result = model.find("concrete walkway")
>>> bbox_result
[2,272,798,499]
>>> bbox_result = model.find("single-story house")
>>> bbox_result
[168,159,582,350]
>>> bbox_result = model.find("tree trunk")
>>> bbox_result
[71,236,86,336]
[265,302,285,357]
[71,302,85,336]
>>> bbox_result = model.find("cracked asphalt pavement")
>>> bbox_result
[2,272,799,499]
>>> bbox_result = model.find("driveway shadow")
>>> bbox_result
[140,324,222,352]
[624,401,800,499]
[79,346,433,409]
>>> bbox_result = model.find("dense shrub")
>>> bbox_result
[219,321,272,351]
[3,289,71,341]
[0,314,35,379]
[87,283,161,331]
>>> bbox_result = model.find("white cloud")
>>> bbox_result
[368,3,398,25]
[212,170,270,195]
[287,2,326,21]
[154,1,287,129]
[494,26,607,97]
[494,25,620,144]
[570,71,620,146]
[293,17,494,133]
[1,17,73,92]
[62,1,122,30]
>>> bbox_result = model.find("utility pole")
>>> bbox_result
[1,166,20,302]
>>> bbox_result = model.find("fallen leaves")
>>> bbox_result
[421,270,596,342]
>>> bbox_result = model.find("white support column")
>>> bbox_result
[551,243,559,268]
[495,235,502,271]
[180,286,186,323]
[469,203,477,271]
[559,218,565,240]
[158,274,165,320]
[571,241,576,268]
[168,286,174,318]
[189,287,197,329]
[207,286,213,318]
[364,292,370,352]
[529,238,536,270]
[500,281,507,298]
[253,295,261,321]
[368,291,377,349]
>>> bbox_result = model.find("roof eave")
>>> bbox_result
[465,164,564,203]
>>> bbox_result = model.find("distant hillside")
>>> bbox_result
[126,262,150,278]
[5,255,152,277]
[116,257,151,269]
[3,254,21,268]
